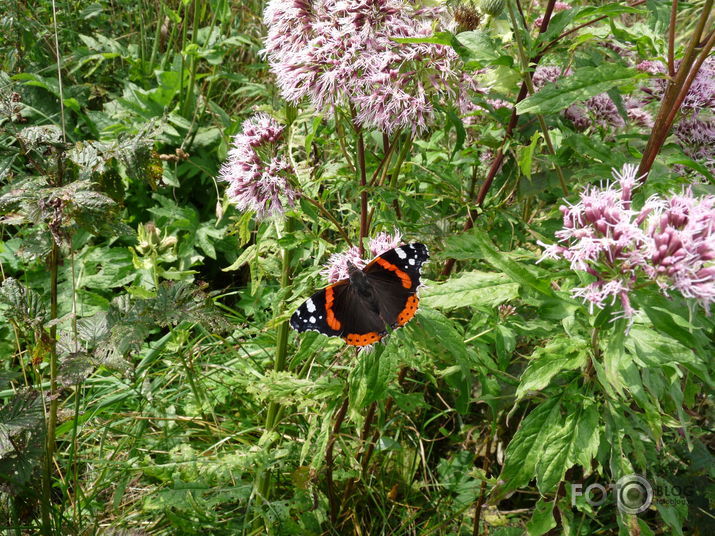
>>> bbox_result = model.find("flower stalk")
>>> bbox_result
[637,0,715,180]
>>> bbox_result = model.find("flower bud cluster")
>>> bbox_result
[541,164,715,317]
[218,114,298,219]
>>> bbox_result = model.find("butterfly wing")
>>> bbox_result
[290,280,347,337]
[290,279,385,345]
[364,243,428,328]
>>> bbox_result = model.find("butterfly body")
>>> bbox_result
[290,243,429,346]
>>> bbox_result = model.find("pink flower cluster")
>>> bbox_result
[540,164,715,317]
[263,0,480,135]
[321,229,403,282]
[219,114,298,218]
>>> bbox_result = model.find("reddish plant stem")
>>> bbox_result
[668,0,678,76]
[637,0,714,180]
[666,31,715,129]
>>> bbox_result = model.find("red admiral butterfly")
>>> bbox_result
[290,243,429,346]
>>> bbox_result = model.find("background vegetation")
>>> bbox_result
[0,0,713,535]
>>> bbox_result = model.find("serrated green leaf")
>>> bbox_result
[516,65,645,115]
[410,308,472,413]
[516,336,588,399]
[535,405,583,493]
[422,271,519,310]
[496,397,561,496]
[526,498,556,536]
[348,342,395,410]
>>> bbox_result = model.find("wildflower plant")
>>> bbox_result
[3,1,715,535]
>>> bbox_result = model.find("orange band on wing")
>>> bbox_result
[375,258,412,289]
[325,285,342,331]
[396,295,419,326]
[344,332,382,346]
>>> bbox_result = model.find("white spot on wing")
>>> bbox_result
[395,247,407,259]
[306,299,316,313]
[309,316,316,323]
[409,258,415,265]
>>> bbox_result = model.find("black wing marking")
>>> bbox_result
[290,280,346,336]
[364,243,429,292]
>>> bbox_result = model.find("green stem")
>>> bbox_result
[41,237,59,535]
[255,216,295,502]
[507,0,567,195]
[356,126,368,256]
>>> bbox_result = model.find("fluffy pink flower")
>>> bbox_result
[321,246,365,283]
[263,0,480,134]
[673,115,715,176]
[219,114,298,218]
[540,164,715,317]
[321,230,405,283]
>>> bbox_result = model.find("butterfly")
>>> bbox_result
[290,243,429,346]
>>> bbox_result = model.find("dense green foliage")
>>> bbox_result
[0,1,713,535]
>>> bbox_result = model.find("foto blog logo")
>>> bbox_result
[572,474,654,514]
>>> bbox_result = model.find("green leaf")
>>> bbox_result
[536,404,586,493]
[515,65,645,115]
[348,342,396,410]
[571,401,600,470]
[518,131,542,179]
[496,397,561,496]
[602,320,627,396]
[444,231,555,297]
[410,308,472,413]
[452,30,501,68]
[516,336,588,399]
[526,498,556,536]
[422,271,519,310]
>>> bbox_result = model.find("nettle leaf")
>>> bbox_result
[516,336,588,399]
[0,390,44,457]
[422,271,519,310]
[0,277,46,330]
[348,342,397,410]
[515,64,646,115]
